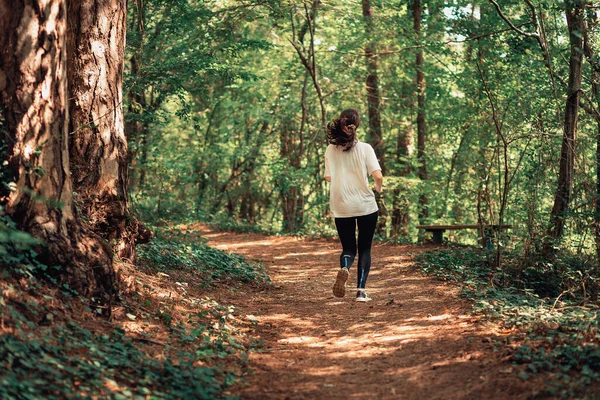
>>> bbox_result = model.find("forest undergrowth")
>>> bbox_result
[0,216,270,400]
[4,207,600,398]
[417,247,600,398]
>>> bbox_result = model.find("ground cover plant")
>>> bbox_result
[137,225,270,286]
[0,221,269,399]
[416,247,600,398]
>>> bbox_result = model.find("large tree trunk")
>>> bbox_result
[545,0,585,252]
[0,0,115,308]
[67,0,149,262]
[413,0,428,223]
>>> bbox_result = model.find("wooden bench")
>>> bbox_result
[416,224,511,249]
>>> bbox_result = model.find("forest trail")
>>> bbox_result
[199,226,542,400]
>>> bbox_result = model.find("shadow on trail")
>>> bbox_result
[201,228,539,400]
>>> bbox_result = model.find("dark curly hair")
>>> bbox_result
[327,108,360,151]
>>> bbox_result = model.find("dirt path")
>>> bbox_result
[200,227,542,400]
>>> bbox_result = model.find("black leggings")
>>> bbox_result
[334,211,378,289]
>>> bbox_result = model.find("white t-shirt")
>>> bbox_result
[324,141,381,218]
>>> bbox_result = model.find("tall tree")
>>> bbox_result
[582,13,600,261]
[0,0,115,306]
[362,0,384,168]
[362,0,387,233]
[67,0,149,261]
[283,1,324,232]
[391,80,414,237]
[545,0,586,252]
[413,0,428,223]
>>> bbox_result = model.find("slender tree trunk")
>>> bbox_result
[0,0,115,308]
[582,22,600,261]
[67,0,150,262]
[545,0,585,252]
[595,89,600,261]
[136,123,151,189]
[290,1,327,133]
[362,0,387,235]
[279,123,304,233]
[391,80,414,237]
[413,0,428,223]
[125,56,148,191]
[597,110,600,261]
[362,0,384,168]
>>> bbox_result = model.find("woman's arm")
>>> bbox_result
[372,170,383,193]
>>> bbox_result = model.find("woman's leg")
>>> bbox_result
[332,216,357,298]
[334,217,357,269]
[356,211,378,289]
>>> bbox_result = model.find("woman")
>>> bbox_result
[324,109,383,302]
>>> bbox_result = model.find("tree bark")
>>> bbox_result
[391,81,414,237]
[582,18,600,262]
[362,0,384,169]
[67,0,150,262]
[545,0,585,251]
[279,122,305,233]
[362,0,387,235]
[0,0,115,308]
[413,0,428,223]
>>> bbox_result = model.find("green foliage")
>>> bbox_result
[0,298,249,400]
[0,208,47,278]
[200,216,275,236]
[137,228,269,286]
[416,247,600,398]
[417,246,490,284]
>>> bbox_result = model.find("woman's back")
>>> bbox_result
[325,141,380,218]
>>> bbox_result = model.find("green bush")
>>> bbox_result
[0,301,247,400]
[137,231,269,286]
[0,208,47,279]
[416,247,600,398]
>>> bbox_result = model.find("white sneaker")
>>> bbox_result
[355,289,372,302]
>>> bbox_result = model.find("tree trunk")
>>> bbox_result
[67,0,150,263]
[597,105,600,262]
[391,81,414,237]
[362,0,384,169]
[0,0,115,308]
[545,0,585,252]
[362,0,387,235]
[279,123,304,233]
[582,20,600,262]
[413,0,428,223]
[595,86,600,262]
[125,55,148,191]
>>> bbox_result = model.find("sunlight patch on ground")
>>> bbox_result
[215,240,275,250]
[278,336,320,344]
[427,313,453,321]
[302,365,347,377]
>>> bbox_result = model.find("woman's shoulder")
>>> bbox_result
[355,141,374,151]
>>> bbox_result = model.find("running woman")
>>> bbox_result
[324,109,383,302]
